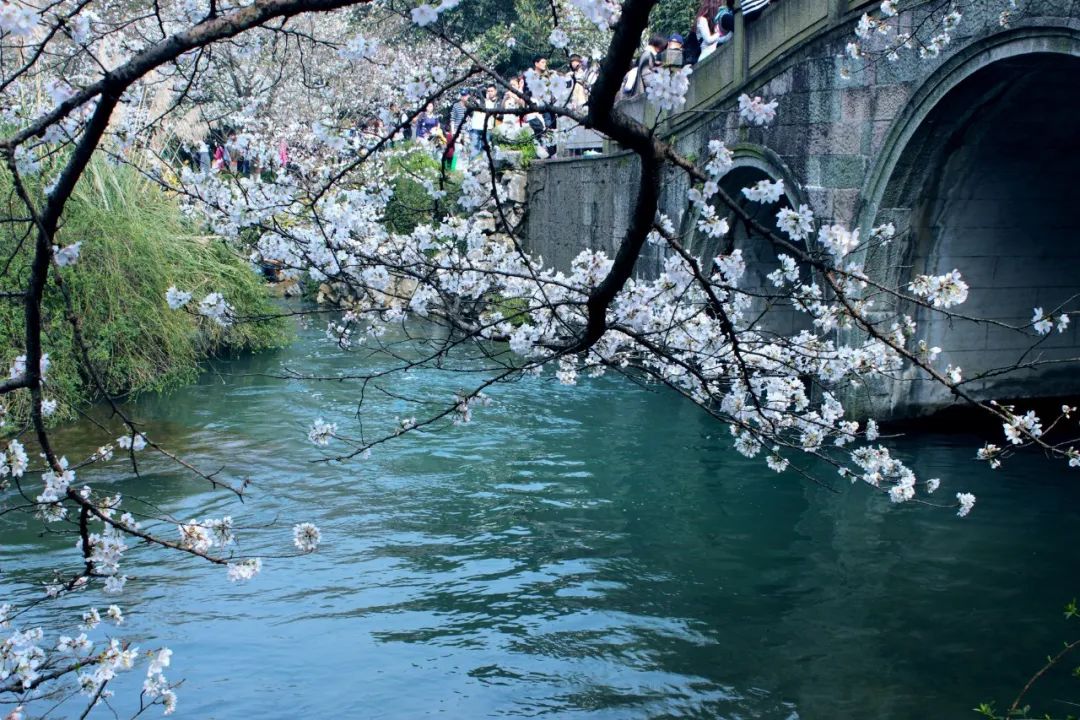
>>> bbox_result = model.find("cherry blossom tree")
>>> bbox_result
[0,0,1074,713]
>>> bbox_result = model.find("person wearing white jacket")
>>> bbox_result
[695,0,735,62]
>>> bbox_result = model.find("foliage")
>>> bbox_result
[456,0,558,74]
[492,127,539,165]
[650,0,698,38]
[441,0,613,74]
[0,158,288,427]
[383,144,463,233]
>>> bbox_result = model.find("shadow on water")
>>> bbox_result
[3,317,1079,719]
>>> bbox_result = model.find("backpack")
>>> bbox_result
[716,7,735,33]
[683,26,702,64]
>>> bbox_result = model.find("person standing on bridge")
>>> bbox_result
[623,35,667,96]
[716,0,736,42]
[695,0,724,61]
[694,0,736,62]
[663,34,685,66]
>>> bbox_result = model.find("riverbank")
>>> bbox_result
[0,158,288,426]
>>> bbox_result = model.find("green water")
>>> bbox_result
[3,318,1079,719]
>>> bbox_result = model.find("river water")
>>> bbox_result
[3,317,1079,719]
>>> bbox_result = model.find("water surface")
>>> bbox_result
[3,319,1079,719]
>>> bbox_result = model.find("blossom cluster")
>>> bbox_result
[1,605,176,714]
[1031,307,1070,335]
[151,90,1003,523]
[165,286,233,326]
[178,517,235,554]
[738,94,778,126]
[643,66,693,112]
[844,0,964,70]
[908,270,969,308]
[215,164,975,517]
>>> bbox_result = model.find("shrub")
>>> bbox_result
[383,144,462,234]
[492,123,539,165]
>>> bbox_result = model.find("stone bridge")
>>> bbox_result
[526,0,1080,418]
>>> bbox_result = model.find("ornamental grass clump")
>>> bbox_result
[0,158,287,426]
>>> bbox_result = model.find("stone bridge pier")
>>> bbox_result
[525,0,1080,418]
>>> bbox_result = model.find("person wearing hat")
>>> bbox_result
[663,33,685,66]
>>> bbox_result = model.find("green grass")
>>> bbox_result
[0,157,288,427]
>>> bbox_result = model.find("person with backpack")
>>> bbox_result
[694,0,723,61]
[690,0,735,64]
[622,35,667,97]
[715,0,736,42]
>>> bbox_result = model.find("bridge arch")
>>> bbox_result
[680,145,813,335]
[859,26,1080,226]
[860,30,1080,413]
[681,144,806,267]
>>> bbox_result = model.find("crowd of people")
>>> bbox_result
[179,130,289,178]
[623,0,773,100]
[397,54,598,167]
[182,3,771,178]
[176,55,597,178]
